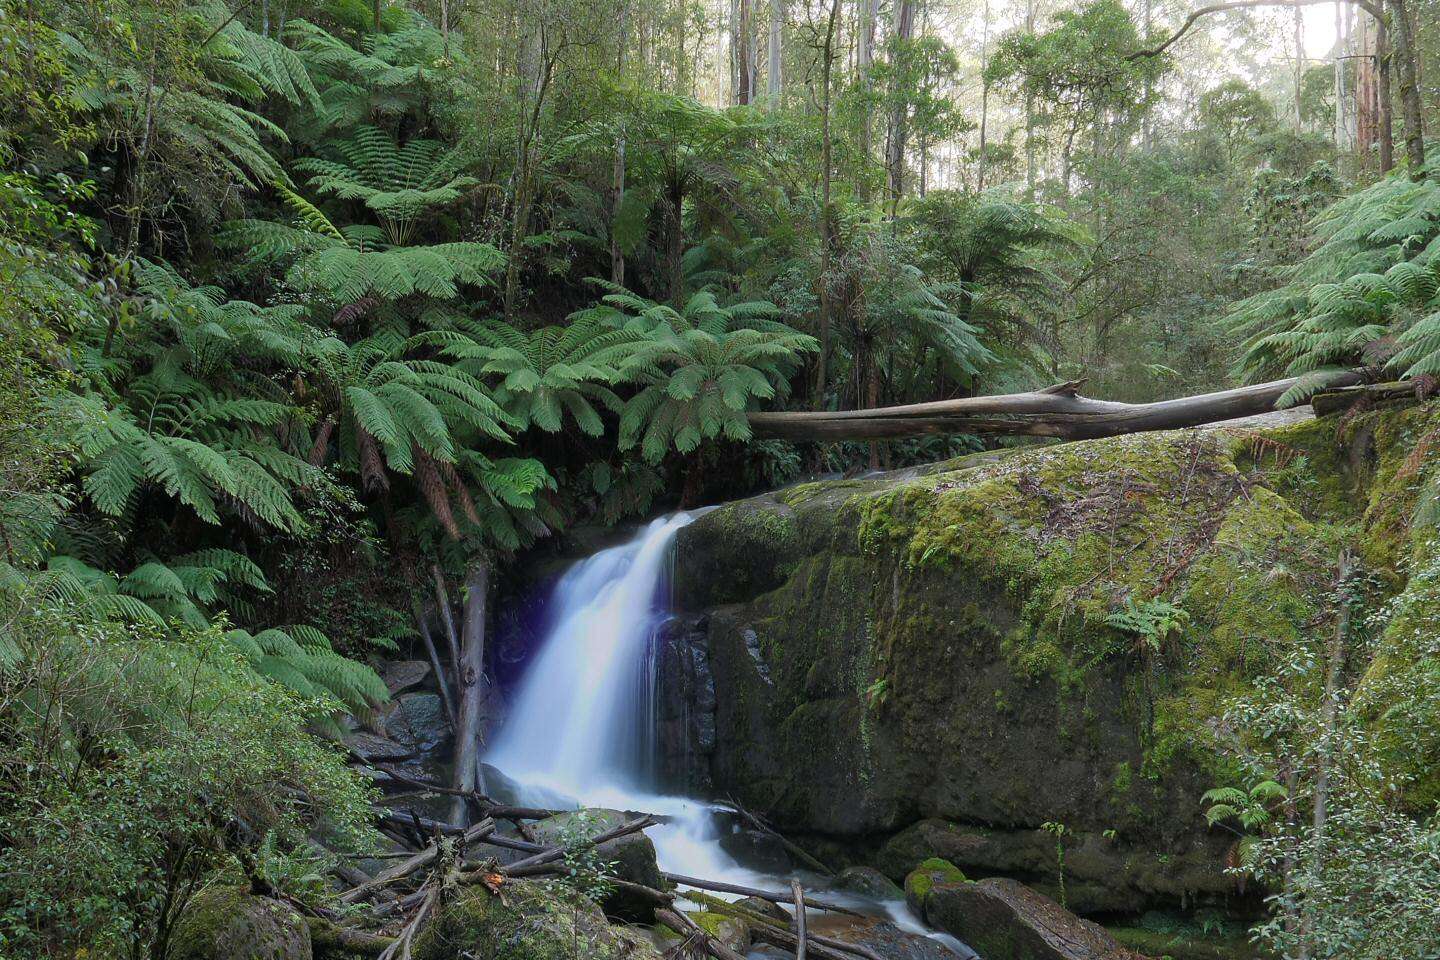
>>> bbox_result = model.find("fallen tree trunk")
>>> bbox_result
[748,373,1366,442]
[661,872,864,917]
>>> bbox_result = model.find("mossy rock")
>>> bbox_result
[676,404,1440,913]
[412,880,663,960]
[169,886,312,960]
[904,858,968,915]
[530,808,663,920]
[834,865,905,900]
[657,910,751,953]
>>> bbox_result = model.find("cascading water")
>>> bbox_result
[486,513,767,885]
[487,512,974,958]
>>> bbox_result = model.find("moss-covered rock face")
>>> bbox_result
[674,402,1440,915]
[169,886,312,960]
[412,880,663,960]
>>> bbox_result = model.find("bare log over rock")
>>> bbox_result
[748,374,1365,442]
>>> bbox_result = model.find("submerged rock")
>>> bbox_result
[718,827,792,873]
[531,808,663,920]
[169,886,311,960]
[413,880,662,960]
[817,916,969,960]
[922,877,1138,960]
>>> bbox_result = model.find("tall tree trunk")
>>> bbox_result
[1334,0,1347,149]
[1378,13,1395,171]
[1140,0,1153,150]
[977,0,992,187]
[611,3,628,285]
[1387,0,1426,175]
[884,0,917,217]
[857,0,878,195]
[813,0,843,410]
[767,0,784,102]
[734,0,753,104]
[1023,0,1037,195]
[1293,3,1305,129]
[449,562,491,826]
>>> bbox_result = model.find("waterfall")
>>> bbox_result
[487,513,692,799]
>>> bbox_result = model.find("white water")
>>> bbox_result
[486,513,768,887]
[487,513,973,957]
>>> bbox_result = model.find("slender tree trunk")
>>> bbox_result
[1293,3,1305,129]
[736,0,754,104]
[813,0,843,410]
[977,0,992,187]
[449,562,491,826]
[767,0,784,102]
[1387,0,1426,175]
[857,0,878,195]
[611,4,628,285]
[1023,0,1037,195]
[1141,0,1153,150]
[414,603,458,732]
[1379,14,1395,171]
[884,0,917,218]
[1334,0,1346,149]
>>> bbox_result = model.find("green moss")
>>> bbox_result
[904,857,969,901]
[169,886,311,960]
[413,881,661,960]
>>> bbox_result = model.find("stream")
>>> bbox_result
[483,514,977,959]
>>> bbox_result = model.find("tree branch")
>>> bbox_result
[1126,0,1382,62]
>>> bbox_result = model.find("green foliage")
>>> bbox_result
[1229,158,1440,398]
[1105,597,1192,654]
[0,595,377,958]
[586,285,816,461]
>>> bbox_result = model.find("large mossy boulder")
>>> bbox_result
[923,877,1137,960]
[169,886,312,960]
[530,808,663,920]
[413,879,663,960]
[672,402,1440,914]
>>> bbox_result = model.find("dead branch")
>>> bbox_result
[792,879,808,960]
[661,872,864,917]
[341,819,493,904]
[656,907,748,960]
[721,798,833,875]
[502,815,658,877]
[747,373,1365,442]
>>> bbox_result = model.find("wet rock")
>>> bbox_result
[923,877,1139,960]
[817,916,968,960]
[834,865,905,901]
[343,730,415,762]
[413,879,662,960]
[904,858,969,917]
[381,659,431,696]
[531,808,663,921]
[169,886,311,960]
[386,692,450,752]
[718,827,792,874]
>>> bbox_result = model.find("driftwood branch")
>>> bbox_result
[341,818,493,904]
[502,816,658,876]
[748,373,1365,442]
[661,872,863,917]
[791,879,808,960]
[684,892,886,960]
[657,907,748,960]
[721,798,833,875]
[1310,381,1424,417]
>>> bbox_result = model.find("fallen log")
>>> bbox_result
[502,815,658,876]
[682,892,886,960]
[656,907,748,960]
[661,871,864,918]
[747,373,1366,442]
[341,818,493,904]
[721,798,833,875]
[1310,380,1425,417]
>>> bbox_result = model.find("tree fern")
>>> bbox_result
[1229,158,1440,399]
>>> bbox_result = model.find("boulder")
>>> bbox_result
[904,858,968,917]
[717,827,791,873]
[413,880,663,960]
[660,910,751,954]
[380,659,431,696]
[169,886,312,960]
[672,412,1440,912]
[835,865,905,901]
[342,730,416,763]
[385,692,450,752]
[818,916,970,960]
[923,877,1138,960]
[531,808,663,920]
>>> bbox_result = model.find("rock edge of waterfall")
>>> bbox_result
[660,400,1440,917]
